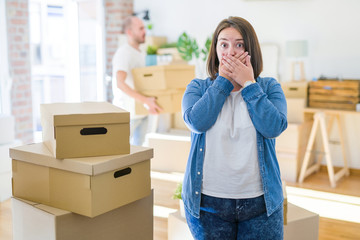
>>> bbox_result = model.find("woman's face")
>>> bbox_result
[216,27,245,60]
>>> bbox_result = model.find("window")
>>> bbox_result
[29,0,105,135]
[0,0,11,115]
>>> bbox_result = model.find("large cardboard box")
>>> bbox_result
[146,131,190,173]
[132,64,195,91]
[168,203,319,240]
[0,114,15,144]
[41,102,130,159]
[135,89,184,115]
[11,143,152,217]
[12,191,154,240]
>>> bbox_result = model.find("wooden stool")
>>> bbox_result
[298,111,350,187]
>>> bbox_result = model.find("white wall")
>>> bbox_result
[135,0,360,169]
[135,0,360,82]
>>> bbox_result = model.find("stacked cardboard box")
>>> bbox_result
[278,81,312,182]
[132,64,195,114]
[10,102,154,239]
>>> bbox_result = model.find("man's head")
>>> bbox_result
[123,16,146,45]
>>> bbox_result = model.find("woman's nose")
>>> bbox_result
[228,46,236,56]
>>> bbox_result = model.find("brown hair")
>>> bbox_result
[207,16,263,80]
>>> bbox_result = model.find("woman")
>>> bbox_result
[181,16,287,239]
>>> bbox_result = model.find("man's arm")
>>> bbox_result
[116,70,162,114]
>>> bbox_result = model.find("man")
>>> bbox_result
[112,16,162,146]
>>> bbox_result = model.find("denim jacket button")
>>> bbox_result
[197,172,201,175]
[195,191,199,195]
[200,148,203,152]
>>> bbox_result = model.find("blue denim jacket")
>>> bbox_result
[181,75,287,218]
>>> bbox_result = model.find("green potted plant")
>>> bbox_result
[146,45,158,66]
[172,182,185,217]
[177,32,211,78]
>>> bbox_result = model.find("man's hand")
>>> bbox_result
[144,97,163,114]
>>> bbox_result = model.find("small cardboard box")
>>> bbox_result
[147,131,190,173]
[135,89,184,115]
[284,203,319,240]
[281,81,308,99]
[286,98,307,123]
[132,64,194,91]
[11,143,153,217]
[12,191,154,240]
[41,102,130,159]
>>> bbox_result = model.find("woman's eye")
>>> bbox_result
[221,43,227,48]
[237,43,243,48]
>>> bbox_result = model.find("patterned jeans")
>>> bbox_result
[185,194,283,240]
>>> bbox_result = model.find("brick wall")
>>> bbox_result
[104,0,133,102]
[6,0,33,144]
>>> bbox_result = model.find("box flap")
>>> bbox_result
[10,143,153,176]
[41,102,130,126]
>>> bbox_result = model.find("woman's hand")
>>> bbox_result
[220,53,255,87]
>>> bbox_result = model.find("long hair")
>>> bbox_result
[207,16,263,80]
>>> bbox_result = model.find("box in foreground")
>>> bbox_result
[11,143,152,217]
[12,191,154,240]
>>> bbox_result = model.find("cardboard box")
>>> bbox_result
[168,203,319,240]
[146,131,190,173]
[12,191,154,240]
[168,211,193,240]
[132,64,194,91]
[276,122,312,182]
[284,203,319,240]
[281,81,308,99]
[11,143,153,217]
[41,102,130,159]
[0,114,15,145]
[135,89,184,115]
[171,112,188,130]
[286,98,307,123]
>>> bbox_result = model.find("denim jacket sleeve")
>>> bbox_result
[182,76,234,133]
[241,77,287,138]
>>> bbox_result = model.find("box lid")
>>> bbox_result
[41,102,130,127]
[10,143,153,175]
